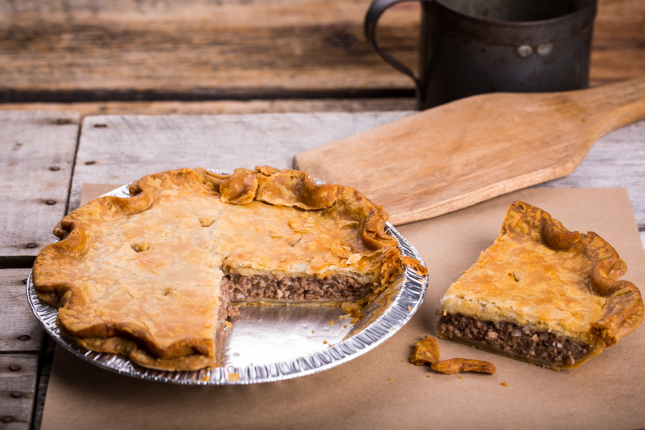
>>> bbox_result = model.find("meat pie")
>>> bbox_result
[437,201,643,370]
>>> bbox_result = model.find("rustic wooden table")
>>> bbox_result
[1,110,644,429]
[1,0,644,428]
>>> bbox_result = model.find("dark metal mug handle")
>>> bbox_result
[364,0,429,93]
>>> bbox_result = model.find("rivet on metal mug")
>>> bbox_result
[365,0,598,109]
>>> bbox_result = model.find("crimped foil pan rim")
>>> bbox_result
[27,170,429,385]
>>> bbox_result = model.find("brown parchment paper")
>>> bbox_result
[41,187,645,430]
[80,183,124,207]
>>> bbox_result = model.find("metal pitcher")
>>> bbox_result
[365,0,597,109]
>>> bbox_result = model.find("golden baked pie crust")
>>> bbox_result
[33,167,404,371]
[438,201,644,370]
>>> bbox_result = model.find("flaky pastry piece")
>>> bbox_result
[33,167,406,371]
[437,201,643,370]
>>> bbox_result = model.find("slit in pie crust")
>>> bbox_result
[437,201,644,370]
[33,167,411,371]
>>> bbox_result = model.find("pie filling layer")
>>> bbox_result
[437,313,591,366]
[223,273,372,302]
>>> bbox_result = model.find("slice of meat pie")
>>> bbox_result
[437,201,644,370]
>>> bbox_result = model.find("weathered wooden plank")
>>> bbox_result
[0,270,44,353]
[0,98,416,118]
[0,111,79,268]
[0,354,38,430]
[590,49,645,87]
[32,336,55,430]
[0,0,417,102]
[68,112,412,211]
[0,0,641,102]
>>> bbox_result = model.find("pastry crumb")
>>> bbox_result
[347,253,361,265]
[427,375,431,378]
[329,320,334,325]
[410,335,440,365]
[311,329,314,334]
[389,378,393,381]
[501,382,508,387]
[269,230,283,238]
[459,376,464,379]
[247,316,250,318]
[224,321,232,329]
[343,325,347,328]
[400,255,428,275]
[323,340,327,344]
[287,220,299,230]
[228,372,240,382]
[408,306,413,312]
[431,358,496,375]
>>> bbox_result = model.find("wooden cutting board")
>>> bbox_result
[294,77,645,225]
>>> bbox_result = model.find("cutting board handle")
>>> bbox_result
[573,77,645,142]
[294,77,645,226]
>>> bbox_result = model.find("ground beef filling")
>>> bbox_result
[219,281,240,319]
[222,273,372,304]
[437,313,591,366]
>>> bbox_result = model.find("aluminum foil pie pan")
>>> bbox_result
[27,170,429,385]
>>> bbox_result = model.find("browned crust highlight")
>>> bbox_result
[193,166,399,252]
[511,201,644,351]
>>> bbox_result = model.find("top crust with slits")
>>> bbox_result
[439,201,644,369]
[32,167,404,371]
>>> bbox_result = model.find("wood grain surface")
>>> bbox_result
[0,0,642,103]
[0,111,79,268]
[0,270,44,353]
[294,78,645,225]
[0,354,38,430]
[68,111,411,211]
[32,337,55,430]
[0,98,416,118]
[0,270,42,430]
[0,271,53,430]
[0,0,416,102]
